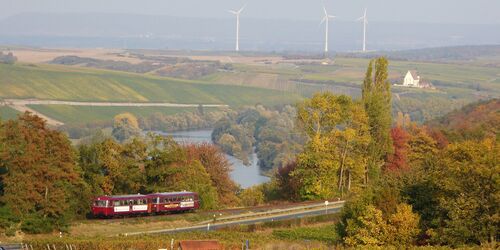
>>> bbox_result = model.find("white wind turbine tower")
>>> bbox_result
[357,8,368,52]
[228,4,246,52]
[321,6,336,54]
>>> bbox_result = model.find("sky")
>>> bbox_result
[1,0,500,24]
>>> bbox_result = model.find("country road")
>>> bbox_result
[2,99,229,126]
[125,201,345,236]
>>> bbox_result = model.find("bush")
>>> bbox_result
[239,186,265,207]
[20,214,56,234]
[273,226,339,244]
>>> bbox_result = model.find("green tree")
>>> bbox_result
[362,58,393,184]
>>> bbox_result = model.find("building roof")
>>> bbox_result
[178,240,222,250]
[409,70,419,79]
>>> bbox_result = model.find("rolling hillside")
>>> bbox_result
[0,63,301,106]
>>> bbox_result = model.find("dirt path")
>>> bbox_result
[4,99,229,126]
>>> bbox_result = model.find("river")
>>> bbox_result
[156,129,270,188]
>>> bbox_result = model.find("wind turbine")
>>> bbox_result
[357,8,368,52]
[228,4,246,52]
[321,6,336,54]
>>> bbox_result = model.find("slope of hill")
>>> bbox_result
[427,98,499,141]
[0,63,301,106]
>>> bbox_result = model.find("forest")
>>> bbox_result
[0,57,497,248]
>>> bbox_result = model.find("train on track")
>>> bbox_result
[91,191,200,218]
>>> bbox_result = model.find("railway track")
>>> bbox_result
[92,199,340,222]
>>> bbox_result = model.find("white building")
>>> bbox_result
[403,70,420,87]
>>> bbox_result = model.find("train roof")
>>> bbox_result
[94,191,197,200]
[151,191,197,196]
[94,194,149,200]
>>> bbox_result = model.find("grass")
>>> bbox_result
[27,105,218,124]
[19,213,341,249]
[0,63,302,106]
[273,225,339,244]
[0,106,20,120]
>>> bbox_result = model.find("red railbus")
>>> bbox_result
[91,191,199,218]
[150,191,200,213]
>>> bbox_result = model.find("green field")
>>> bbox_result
[26,105,221,124]
[0,106,19,120]
[0,63,301,106]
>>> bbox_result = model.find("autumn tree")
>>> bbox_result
[362,58,393,184]
[292,93,370,199]
[344,205,389,246]
[144,135,218,209]
[184,143,239,206]
[0,112,89,232]
[385,126,410,172]
[112,112,141,142]
[430,139,498,245]
[78,138,146,195]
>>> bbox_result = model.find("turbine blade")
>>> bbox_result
[228,10,238,14]
[238,4,247,14]
[356,16,364,21]
[320,16,327,25]
[329,15,336,19]
[323,6,328,16]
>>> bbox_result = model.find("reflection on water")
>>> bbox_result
[155,129,270,188]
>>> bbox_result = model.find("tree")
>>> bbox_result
[344,205,389,246]
[385,126,410,172]
[184,143,239,206]
[78,138,146,195]
[239,186,265,207]
[144,135,218,209]
[362,57,393,184]
[112,112,141,142]
[432,139,499,245]
[293,93,370,199]
[386,203,420,246]
[0,112,89,232]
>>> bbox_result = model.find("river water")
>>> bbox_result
[156,129,270,188]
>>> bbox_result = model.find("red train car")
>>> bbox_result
[91,191,199,218]
[150,191,200,213]
[92,194,152,217]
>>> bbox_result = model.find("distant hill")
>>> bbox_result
[0,63,301,106]
[427,98,499,141]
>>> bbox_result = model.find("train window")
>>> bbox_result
[113,200,121,206]
[94,200,107,207]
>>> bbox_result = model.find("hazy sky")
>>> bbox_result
[1,0,500,24]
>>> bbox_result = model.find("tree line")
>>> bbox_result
[0,113,239,235]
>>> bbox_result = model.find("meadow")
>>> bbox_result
[27,105,220,124]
